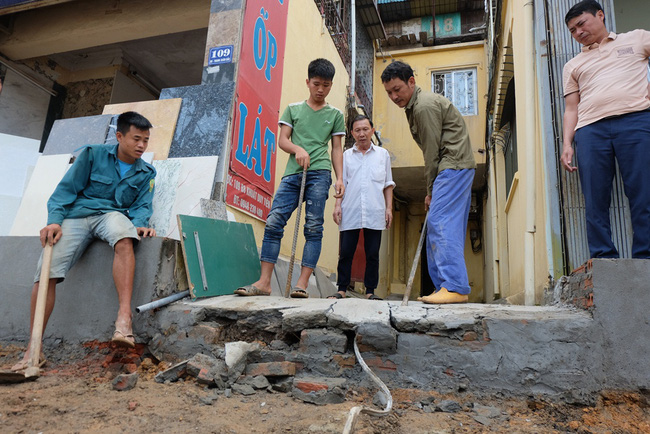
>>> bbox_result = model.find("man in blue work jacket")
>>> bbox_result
[12,111,157,371]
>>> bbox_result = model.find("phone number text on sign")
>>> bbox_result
[226,173,272,219]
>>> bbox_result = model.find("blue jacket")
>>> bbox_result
[47,144,156,227]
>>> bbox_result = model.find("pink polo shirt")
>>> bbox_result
[563,30,650,130]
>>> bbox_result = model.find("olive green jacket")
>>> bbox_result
[405,86,476,195]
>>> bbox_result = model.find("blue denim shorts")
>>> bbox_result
[34,211,139,283]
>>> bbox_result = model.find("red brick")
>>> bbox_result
[463,331,478,341]
[188,324,222,344]
[364,356,397,371]
[333,354,356,368]
[246,361,296,377]
[112,373,138,391]
[196,368,214,384]
[295,380,329,393]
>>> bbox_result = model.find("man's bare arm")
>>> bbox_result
[331,135,344,198]
[384,186,394,229]
[278,124,310,169]
[561,92,580,172]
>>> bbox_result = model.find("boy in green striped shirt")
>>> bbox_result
[235,58,346,298]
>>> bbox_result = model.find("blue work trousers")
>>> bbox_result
[426,168,474,294]
[574,109,650,258]
[260,170,331,269]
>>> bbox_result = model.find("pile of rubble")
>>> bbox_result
[153,336,353,406]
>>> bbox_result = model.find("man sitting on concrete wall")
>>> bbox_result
[11,111,157,371]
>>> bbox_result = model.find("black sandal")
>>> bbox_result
[367,294,383,300]
[327,292,345,299]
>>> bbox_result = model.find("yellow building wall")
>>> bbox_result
[372,42,488,301]
[226,0,349,275]
[373,42,487,169]
[495,0,550,303]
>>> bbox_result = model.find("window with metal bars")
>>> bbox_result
[431,68,478,116]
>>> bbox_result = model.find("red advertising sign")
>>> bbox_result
[226,0,289,221]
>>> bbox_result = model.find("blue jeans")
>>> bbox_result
[260,170,332,269]
[575,109,650,258]
[426,168,474,294]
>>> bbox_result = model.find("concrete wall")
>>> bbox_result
[225,0,351,276]
[0,0,210,60]
[62,77,113,118]
[110,70,156,104]
[614,0,650,32]
[0,236,185,343]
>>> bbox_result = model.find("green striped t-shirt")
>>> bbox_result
[279,101,346,177]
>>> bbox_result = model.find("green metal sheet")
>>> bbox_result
[177,215,261,299]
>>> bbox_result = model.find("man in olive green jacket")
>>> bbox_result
[382,61,476,304]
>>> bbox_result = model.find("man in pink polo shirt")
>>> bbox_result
[561,0,650,259]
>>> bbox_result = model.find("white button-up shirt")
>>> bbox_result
[339,143,395,231]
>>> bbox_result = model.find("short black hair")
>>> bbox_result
[351,114,373,129]
[565,0,603,25]
[116,111,153,135]
[308,58,335,81]
[381,61,414,84]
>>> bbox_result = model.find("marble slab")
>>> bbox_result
[0,133,41,197]
[104,114,119,145]
[150,159,182,236]
[159,82,235,158]
[199,198,227,221]
[42,115,113,156]
[10,154,72,236]
[150,156,219,240]
[0,195,22,236]
[102,99,182,160]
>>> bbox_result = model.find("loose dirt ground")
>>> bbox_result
[1,343,649,433]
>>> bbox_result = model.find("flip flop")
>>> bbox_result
[112,329,136,349]
[10,354,47,372]
[367,294,383,300]
[327,292,345,299]
[290,288,309,298]
[234,284,271,296]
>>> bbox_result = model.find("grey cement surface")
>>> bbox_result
[0,236,183,344]
[43,115,113,155]
[592,259,650,389]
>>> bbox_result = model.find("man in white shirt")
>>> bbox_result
[330,115,395,300]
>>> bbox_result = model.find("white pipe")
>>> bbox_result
[488,138,500,302]
[350,0,356,97]
[523,0,536,306]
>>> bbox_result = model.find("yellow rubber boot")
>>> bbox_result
[417,287,468,304]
